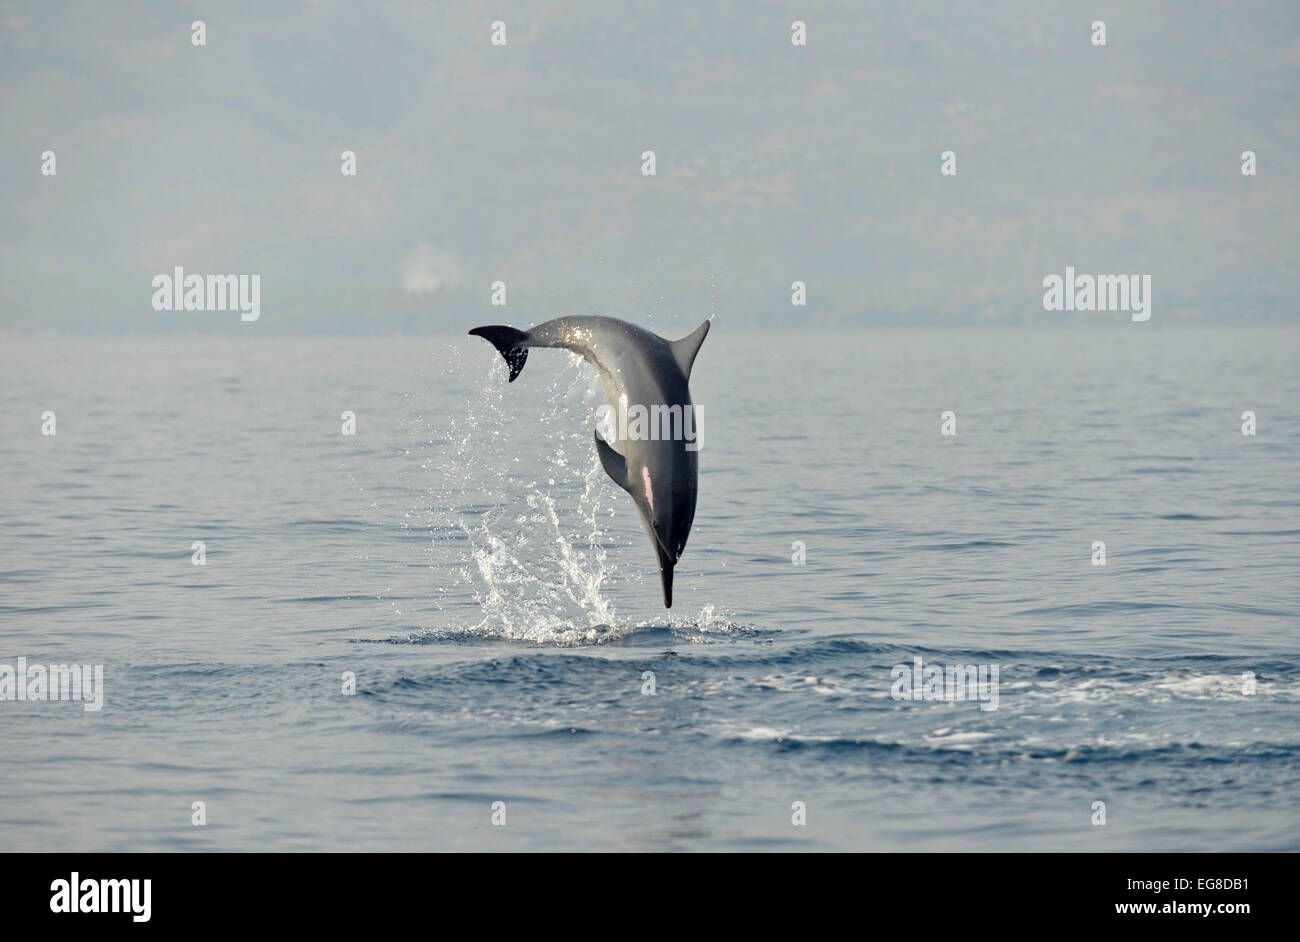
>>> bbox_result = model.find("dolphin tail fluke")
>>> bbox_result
[468,325,530,382]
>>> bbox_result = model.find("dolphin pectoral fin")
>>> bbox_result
[593,431,631,492]
[469,326,530,382]
[595,433,675,607]
[668,319,710,380]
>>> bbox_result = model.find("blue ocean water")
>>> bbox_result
[1,325,1297,850]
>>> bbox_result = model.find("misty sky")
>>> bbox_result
[1,1,1297,332]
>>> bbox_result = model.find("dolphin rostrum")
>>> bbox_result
[469,316,710,607]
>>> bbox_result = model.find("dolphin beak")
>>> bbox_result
[640,515,677,608]
[654,540,675,609]
[650,522,678,566]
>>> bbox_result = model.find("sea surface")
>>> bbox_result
[1,325,1298,851]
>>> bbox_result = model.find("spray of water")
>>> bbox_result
[396,347,621,642]
[391,339,744,646]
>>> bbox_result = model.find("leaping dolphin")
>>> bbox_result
[469,316,710,608]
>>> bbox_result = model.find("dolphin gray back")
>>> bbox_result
[472,315,708,407]
[528,316,697,388]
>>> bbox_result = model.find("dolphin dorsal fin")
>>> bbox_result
[668,319,710,380]
[593,431,631,493]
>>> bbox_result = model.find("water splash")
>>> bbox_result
[381,344,746,645]
[404,348,628,641]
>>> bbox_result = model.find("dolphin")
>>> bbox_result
[468,316,710,607]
